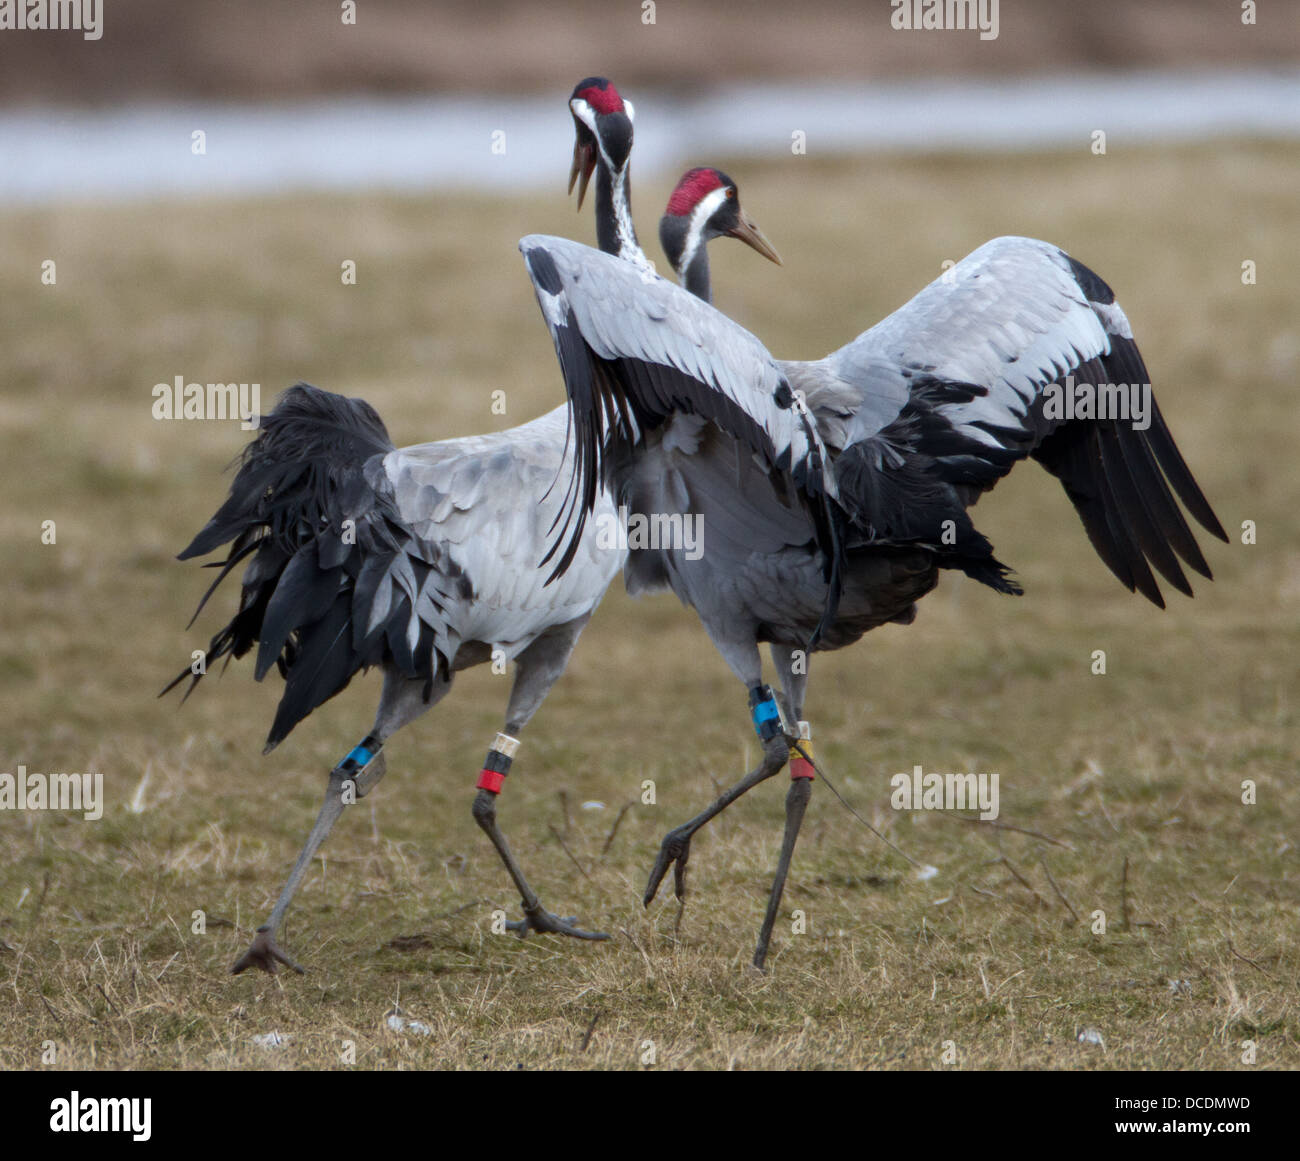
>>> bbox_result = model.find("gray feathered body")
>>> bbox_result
[384,406,622,656]
[169,385,622,749]
[522,233,1227,669]
[618,415,934,654]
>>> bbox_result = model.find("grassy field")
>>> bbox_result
[2,142,1297,1070]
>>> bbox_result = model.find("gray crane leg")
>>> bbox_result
[231,667,449,974]
[644,730,792,907]
[469,617,609,941]
[753,775,812,970]
[752,719,815,970]
[751,646,814,970]
[645,639,796,909]
[645,643,815,970]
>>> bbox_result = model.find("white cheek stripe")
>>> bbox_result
[572,97,653,272]
[677,185,730,278]
[570,98,597,133]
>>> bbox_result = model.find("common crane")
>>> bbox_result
[521,102,1228,971]
[167,78,779,974]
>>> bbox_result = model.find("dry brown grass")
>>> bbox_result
[1,142,1297,1070]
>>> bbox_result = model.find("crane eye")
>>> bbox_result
[725,187,736,199]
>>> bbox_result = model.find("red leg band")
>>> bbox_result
[476,769,506,794]
[790,756,815,781]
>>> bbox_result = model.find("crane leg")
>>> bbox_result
[472,781,608,941]
[231,748,385,975]
[646,647,814,969]
[470,617,609,942]
[644,692,792,907]
[232,668,448,975]
[752,722,814,971]
[750,648,814,969]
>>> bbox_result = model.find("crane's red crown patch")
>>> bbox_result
[666,168,725,216]
[575,81,624,115]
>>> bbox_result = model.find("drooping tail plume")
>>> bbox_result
[163,383,464,750]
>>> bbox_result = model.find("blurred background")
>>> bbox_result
[2,1,1298,1069]
[3,0,1297,102]
[4,0,1299,202]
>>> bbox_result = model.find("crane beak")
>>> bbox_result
[729,213,783,266]
[569,140,597,211]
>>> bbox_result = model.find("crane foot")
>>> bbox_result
[231,926,306,975]
[643,825,692,906]
[643,733,792,909]
[505,907,609,941]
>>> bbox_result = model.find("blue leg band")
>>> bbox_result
[339,734,381,772]
[748,685,784,742]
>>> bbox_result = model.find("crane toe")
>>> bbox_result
[505,908,610,941]
[643,827,692,907]
[231,926,306,976]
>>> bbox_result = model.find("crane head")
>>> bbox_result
[568,76,635,210]
[658,166,783,278]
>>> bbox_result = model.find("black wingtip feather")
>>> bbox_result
[1148,398,1229,543]
[168,382,455,746]
[1025,326,1224,606]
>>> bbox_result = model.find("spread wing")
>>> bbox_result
[787,236,1227,605]
[519,233,836,584]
